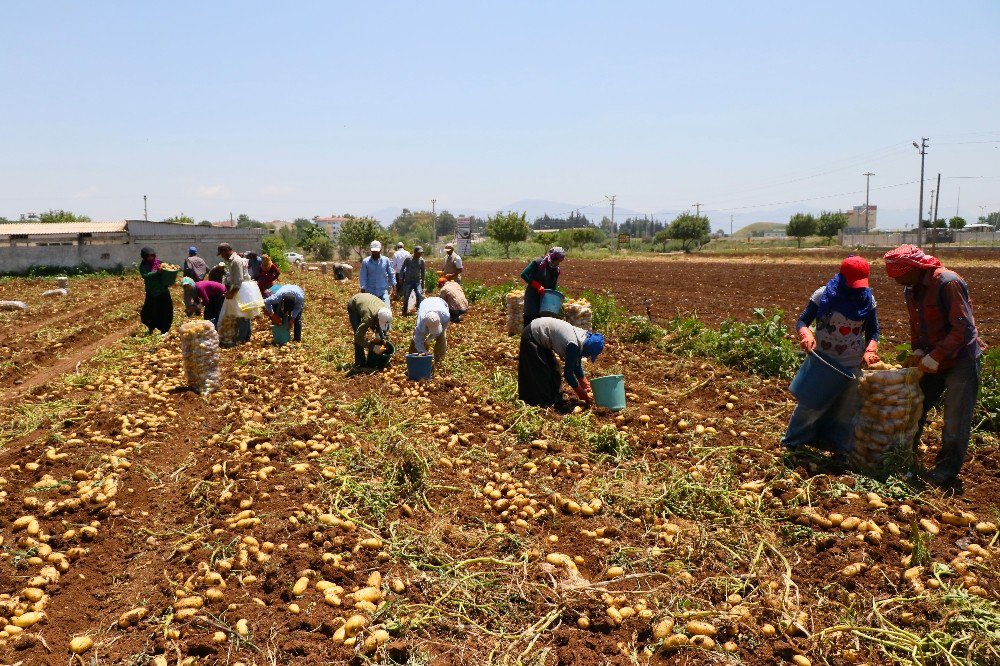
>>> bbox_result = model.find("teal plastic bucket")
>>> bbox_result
[789,351,856,409]
[405,353,434,381]
[591,374,626,411]
[271,324,291,346]
[539,289,565,317]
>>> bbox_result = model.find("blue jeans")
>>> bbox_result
[363,289,390,306]
[402,280,423,314]
[914,354,981,479]
[782,378,861,455]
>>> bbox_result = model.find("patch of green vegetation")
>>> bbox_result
[589,423,632,461]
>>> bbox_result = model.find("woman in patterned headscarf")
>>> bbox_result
[520,246,565,328]
[138,246,174,335]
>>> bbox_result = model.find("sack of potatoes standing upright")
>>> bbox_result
[180,320,220,395]
[850,363,923,476]
[505,290,524,336]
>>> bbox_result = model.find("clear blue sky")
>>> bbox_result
[2,1,998,229]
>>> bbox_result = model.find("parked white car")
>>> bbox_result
[285,252,304,264]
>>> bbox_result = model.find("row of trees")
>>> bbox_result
[786,211,850,247]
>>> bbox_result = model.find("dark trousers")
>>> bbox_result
[523,286,541,328]
[141,292,173,334]
[913,354,981,479]
[348,308,366,366]
[287,315,302,342]
[517,328,562,406]
[203,294,225,326]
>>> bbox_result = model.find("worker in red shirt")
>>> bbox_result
[883,245,986,486]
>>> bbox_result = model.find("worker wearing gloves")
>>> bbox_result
[410,296,451,366]
[264,284,305,342]
[520,246,565,327]
[347,293,393,367]
[884,245,985,486]
[518,316,605,408]
[441,242,463,283]
[782,256,880,461]
[359,240,396,305]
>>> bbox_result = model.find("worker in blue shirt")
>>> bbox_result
[359,240,395,305]
[264,284,305,342]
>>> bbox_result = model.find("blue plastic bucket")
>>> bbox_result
[405,353,434,381]
[789,352,857,409]
[591,374,626,411]
[271,324,291,346]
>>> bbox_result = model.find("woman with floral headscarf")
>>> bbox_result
[782,255,880,461]
[138,246,174,335]
[520,246,565,328]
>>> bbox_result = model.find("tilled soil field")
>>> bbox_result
[463,256,1000,348]
[0,262,996,666]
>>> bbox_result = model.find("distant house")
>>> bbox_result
[313,216,349,237]
[0,220,265,273]
[211,219,236,228]
[963,223,995,232]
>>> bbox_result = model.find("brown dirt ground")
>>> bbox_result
[0,262,995,665]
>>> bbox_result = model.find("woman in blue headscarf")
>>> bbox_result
[518,316,605,408]
[782,255,880,459]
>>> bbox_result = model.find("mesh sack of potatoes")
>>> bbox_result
[505,291,524,336]
[563,298,592,330]
[850,363,923,474]
[180,320,221,395]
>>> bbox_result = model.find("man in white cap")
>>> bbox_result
[442,242,463,283]
[347,293,393,368]
[359,240,395,305]
[391,242,411,301]
[411,296,451,366]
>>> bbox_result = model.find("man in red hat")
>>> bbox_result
[883,244,986,486]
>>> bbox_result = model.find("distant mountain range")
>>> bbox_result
[365,200,920,233]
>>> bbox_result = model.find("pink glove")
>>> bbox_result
[573,383,591,403]
[798,327,816,353]
[918,354,939,374]
[863,340,880,366]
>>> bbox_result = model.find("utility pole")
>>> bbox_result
[914,138,928,246]
[692,202,703,218]
[956,186,960,217]
[605,195,616,248]
[431,199,437,249]
[932,172,942,252]
[730,214,733,238]
[143,195,148,221]
[863,172,874,232]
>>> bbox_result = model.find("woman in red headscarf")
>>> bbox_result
[782,255,880,462]
[883,244,985,486]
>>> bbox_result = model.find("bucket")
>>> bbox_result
[367,341,395,369]
[271,323,291,346]
[789,351,857,410]
[591,374,626,411]
[405,353,434,381]
[539,289,565,317]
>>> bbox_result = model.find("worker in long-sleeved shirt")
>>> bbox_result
[884,244,986,486]
[347,293,393,367]
[399,246,426,315]
[359,240,395,305]
[410,296,451,366]
[264,284,305,342]
[519,316,605,407]
[391,242,411,301]
[217,243,252,343]
[520,247,564,327]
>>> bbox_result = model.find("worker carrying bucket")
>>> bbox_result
[520,247,565,327]
[782,255,881,465]
[518,316,605,409]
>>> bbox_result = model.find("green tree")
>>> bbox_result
[668,212,711,252]
[558,226,603,249]
[436,210,457,238]
[653,229,671,251]
[236,213,267,229]
[307,235,334,261]
[979,210,1000,230]
[38,209,91,223]
[277,225,298,249]
[162,214,195,225]
[198,220,213,227]
[389,209,433,244]
[486,211,530,257]
[261,235,290,271]
[534,231,559,247]
[948,216,966,230]
[338,216,386,260]
[817,210,848,245]
[786,213,817,248]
